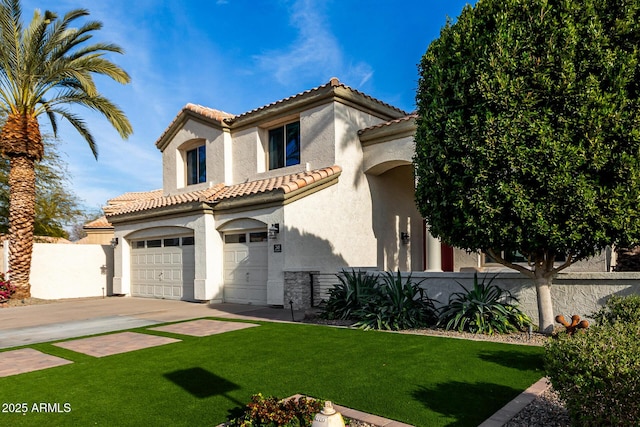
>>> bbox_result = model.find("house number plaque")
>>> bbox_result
[274,244,282,253]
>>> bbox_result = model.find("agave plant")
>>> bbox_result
[320,269,378,320]
[354,270,438,331]
[438,273,532,334]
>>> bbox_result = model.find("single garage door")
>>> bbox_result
[131,235,195,300]
[223,230,268,304]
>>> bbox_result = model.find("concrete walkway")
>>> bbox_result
[0,297,304,349]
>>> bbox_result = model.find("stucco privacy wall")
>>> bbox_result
[404,271,640,326]
[1,243,113,299]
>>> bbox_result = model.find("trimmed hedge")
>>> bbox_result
[544,295,640,426]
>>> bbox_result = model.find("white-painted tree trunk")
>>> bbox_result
[534,276,555,334]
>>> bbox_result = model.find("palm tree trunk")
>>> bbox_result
[8,155,36,299]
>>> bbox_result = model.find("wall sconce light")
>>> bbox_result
[110,237,119,248]
[268,223,280,240]
[400,232,410,245]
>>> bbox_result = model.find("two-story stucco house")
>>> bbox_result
[104,78,449,306]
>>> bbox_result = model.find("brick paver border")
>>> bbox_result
[0,348,72,377]
[53,332,180,357]
[149,319,259,336]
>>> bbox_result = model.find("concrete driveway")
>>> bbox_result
[0,297,305,349]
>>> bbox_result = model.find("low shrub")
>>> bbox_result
[591,294,640,326]
[353,270,438,331]
[0,272,14,301]
[545,319,640,426]
[438,273,532,334]
[227,394,324,427]
[320,269,378,320]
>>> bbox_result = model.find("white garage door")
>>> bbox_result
[131,236,195,301]
[223,231,268,304]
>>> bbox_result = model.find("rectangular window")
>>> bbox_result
[187,145,206,185]
[224,233,247,244]
[133,241,145,249]
[163,238,180,247]
[182,236,194,246]
[249,232,268,242]
[268,121,300,170]
[146,239,162,248]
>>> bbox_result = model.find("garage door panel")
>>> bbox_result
[131,235,195,301]
[224,236,267,305]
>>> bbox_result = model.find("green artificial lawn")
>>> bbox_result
[0,319,544,426]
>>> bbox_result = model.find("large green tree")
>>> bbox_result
[0,0,132,299]
[414,0,640,333]
[0,136,85,238]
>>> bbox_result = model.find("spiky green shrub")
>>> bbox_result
[353,270,438,331]
[592,294,640,326]
[227,394,324,427]
[545,318,640,426]
[438,273,532,334]
[320,269,378,320]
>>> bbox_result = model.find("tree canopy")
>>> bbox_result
[0,0,132,299]
[0,136,85,239]
[414,0,640,332]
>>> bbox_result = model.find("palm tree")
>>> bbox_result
[0,0,132,299]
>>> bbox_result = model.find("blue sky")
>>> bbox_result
[21,0,472,210]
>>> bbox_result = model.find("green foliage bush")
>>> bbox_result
[353,271,438,331]
[438,274,532,334]
[591,294,640,326]
[227,394,324,427]
[320,270,438,330]
[320,269,378,320]
[545,315,640,426]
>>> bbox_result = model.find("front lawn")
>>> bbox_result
[0,319,544,426]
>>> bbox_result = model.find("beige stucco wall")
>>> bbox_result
[27,243,113,299]
[230,103,338,184]
[281,102,420,275]
[368,166,423,271]
[407,271,640,327]
[161,119,226,194]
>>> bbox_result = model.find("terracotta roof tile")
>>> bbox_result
[105,166,341,218]
[357,113,417,135]
[105,185,224,216]
[185,103,235,122]
[83,216,113,229]
[155,104,235,149]
[226,78,407,123]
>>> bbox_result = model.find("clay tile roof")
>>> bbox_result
[227,78,406,123]
[155,104,235,150]
[105,185,225,216]
[357,113,418,135]
[83,216,113,229]
[213,165,341,201]
[185,103,235,122]
[104,166,342,218]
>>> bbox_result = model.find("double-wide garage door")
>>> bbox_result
[131,236,195,301]
[223,231,268,305]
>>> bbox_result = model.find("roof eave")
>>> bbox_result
[155,109,229,152]
[227,85,407,130]
[106,202,214,224]
[207,169,342,212]
[359,116,417,146]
